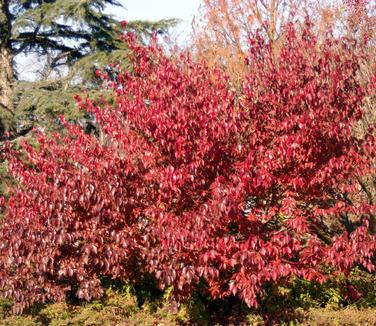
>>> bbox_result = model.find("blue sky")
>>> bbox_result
[108,0,201,22]
[106,0,202,43]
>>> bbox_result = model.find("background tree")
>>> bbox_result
[191,0,308,82]
[191,0,375,82]
[0,0,178,138]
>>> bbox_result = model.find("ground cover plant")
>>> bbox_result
[0,20,375,318]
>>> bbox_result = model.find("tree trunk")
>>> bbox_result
[0,0,14,135]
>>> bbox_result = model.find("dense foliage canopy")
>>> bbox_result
[0,21,375,313]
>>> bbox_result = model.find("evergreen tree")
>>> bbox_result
[0,0,13,135]
[0,0,178,138]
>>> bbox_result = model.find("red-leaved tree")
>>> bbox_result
[1,22,375,313]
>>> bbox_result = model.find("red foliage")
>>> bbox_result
[1,22,375,313]
[344,0,368,10]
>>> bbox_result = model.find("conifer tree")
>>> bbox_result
[0,0,177,138]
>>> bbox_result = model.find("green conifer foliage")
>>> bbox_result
[0,0,178,138]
